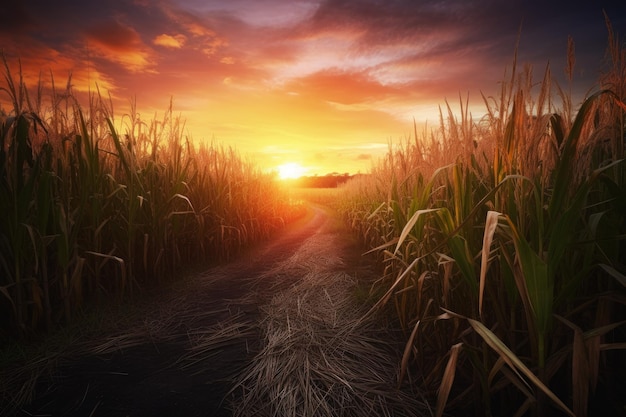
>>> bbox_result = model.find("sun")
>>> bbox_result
[277,162,306,180]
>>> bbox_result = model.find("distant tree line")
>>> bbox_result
[291,173,365,188]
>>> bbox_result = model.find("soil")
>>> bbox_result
[3,204,378,417]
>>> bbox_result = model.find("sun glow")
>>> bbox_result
[277,162,307,180]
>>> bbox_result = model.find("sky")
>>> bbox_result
[1,0,625,176]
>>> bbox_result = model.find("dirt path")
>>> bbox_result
[5,204,392,417]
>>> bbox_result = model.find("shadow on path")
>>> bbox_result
[6,204,373,417]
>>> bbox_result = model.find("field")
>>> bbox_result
[2,21,626,417]
[0,55,306,340]
[334,23,626,417]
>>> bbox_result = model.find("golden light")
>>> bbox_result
[277,162,307,180]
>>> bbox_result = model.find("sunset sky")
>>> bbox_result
[1,1,625,175]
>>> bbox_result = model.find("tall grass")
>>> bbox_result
[337,23,626,417]
[0,56,304,340]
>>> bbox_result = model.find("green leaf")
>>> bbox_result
[479,211,501,317]
[394,208,439,255]
[599,264,626,287]
[468,318,575,417]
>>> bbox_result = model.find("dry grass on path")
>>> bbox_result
[2,206,434,416]
[231,218,433,417]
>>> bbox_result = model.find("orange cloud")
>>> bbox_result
[153,33,186,48]
[85,20,154,73]
[286,69,400,105]
[1,0,617,176]
[159,6,228,57]
[184,21,217,38]
[0,40,117,101]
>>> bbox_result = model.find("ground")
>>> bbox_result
[1,204,425,417]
